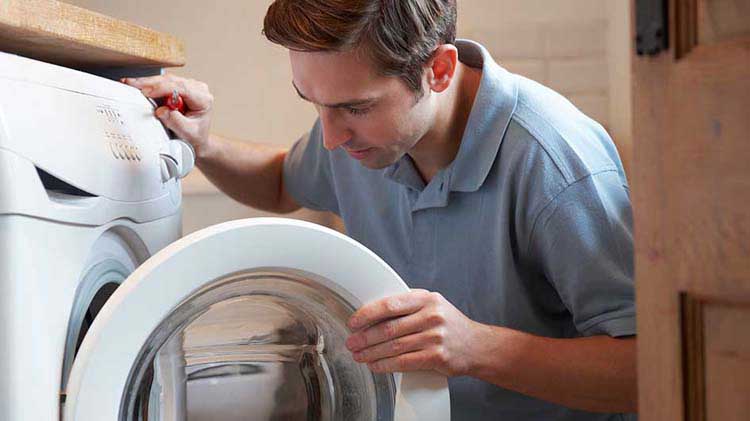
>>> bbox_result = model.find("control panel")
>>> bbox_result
[96,105,142,162]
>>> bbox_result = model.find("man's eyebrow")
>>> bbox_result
[292,81,376,108]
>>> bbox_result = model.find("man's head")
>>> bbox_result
[263,0,460,169]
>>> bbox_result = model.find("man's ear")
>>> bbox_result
[426,44,459,93]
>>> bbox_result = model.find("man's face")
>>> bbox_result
[290,49,435,169]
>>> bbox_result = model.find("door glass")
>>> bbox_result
[121,269,395,421]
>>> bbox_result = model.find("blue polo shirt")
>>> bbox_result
[283,39,636,421]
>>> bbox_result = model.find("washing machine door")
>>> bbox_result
[63,218,450,421]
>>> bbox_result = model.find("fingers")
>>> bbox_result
[346,308,443,352]
[154,106,192,139]
[348,289,434,331]
[367,349,447,373]
[352,329,443,363]
[121,74,213,112]
[120,74,163,89]
[347,290,467,376]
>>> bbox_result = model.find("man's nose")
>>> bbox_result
[320,109,352,150]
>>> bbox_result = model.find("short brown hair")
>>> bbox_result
[263,0,457,95]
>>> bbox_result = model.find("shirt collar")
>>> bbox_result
[383,39,518,208]
[447,39,518,192]
[383,155,425,191]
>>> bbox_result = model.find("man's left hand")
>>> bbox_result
[345,289,480,376]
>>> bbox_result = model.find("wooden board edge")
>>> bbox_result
[0,0,185,68]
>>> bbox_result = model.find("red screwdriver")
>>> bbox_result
[165,89,186,114]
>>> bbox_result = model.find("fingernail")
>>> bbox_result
[156,108,168,119]
[345,335,359,350]
[348,317,359,329]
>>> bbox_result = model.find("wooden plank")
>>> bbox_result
[0,0,184,68]
[634,0,750,419]
[703,302,750,421]
[681,293,705,421]
[681,295,750,421]
[632,1,684,418]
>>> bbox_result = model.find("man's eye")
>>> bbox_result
[347,107,370,116]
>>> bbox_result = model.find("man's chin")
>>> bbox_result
[358,160,387,170]
[357,155,396,170]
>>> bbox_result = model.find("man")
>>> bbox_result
[124,0,637,419]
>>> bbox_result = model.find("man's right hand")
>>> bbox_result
[121,74,214,158]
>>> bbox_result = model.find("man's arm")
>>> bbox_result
[195,133,300,213]
[346,290,637,413]
[122,74,300,214]
[469,324,636,413]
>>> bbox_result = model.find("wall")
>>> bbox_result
[606,1,633,173]
[458,0,632,170]
[65,0,632,232]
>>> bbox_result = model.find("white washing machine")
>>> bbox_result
[0,52,449,420]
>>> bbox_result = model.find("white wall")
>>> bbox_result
[66,0,632,231]
[459,1,610,125]
[458,0,632,170]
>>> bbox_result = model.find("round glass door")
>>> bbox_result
[122,269,395,420]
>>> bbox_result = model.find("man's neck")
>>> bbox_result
[409,62,482,183]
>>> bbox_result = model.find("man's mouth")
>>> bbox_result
[345,147,373,160]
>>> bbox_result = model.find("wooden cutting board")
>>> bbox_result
[0,0,185,69]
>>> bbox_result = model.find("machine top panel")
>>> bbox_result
[0,52,179,204]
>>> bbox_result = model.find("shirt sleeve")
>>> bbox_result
[528,170,635,337]
[282,119,340,214]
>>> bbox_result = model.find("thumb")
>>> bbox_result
[156,106,192,140]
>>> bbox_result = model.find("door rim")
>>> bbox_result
[63,217,450,420]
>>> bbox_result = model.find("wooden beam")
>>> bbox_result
[0,0,185,68]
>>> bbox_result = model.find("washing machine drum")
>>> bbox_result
[63,218,450,421]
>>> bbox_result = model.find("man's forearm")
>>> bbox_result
[467,324,637,413]
[196,133,299,213]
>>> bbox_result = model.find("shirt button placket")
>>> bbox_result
[409,209,435,288]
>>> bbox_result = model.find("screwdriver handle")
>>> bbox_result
[166,89,186,113]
